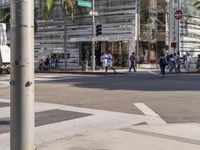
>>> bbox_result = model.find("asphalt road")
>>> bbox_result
[0,71,200,123]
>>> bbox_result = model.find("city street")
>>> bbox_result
[0,70,200,149]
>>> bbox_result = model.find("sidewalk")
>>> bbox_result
[38,123,200,150]
[34,68,199,75]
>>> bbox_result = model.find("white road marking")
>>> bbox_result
[148,71,160,76]
[134,103,167,124]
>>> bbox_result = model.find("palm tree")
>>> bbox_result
[42,0,56,21]
[0,7,10,31]
[42,0,75,69]
[61,0,75,69]
[193,0,200,9]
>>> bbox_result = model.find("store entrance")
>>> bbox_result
[102,41,129,67]
[80,41,129,68]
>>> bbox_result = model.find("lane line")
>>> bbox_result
[134,103,159,117]
[148,71,160,76]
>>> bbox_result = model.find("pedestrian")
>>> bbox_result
[196,54,200,73]
[169,54,175,72]
[100,52,107,70]
[186,52,193,71]
[174,52,181,73]
[129,52,137,72]
[105,51,117,74]
[158,52,167,78]
[45,55,50,70]
[38,59,44,71]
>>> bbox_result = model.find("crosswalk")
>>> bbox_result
[0,98,166,149]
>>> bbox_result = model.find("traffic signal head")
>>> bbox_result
[171,42,176,48]
[96,24,102,36]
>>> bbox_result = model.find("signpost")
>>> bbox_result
[77,0,92,8]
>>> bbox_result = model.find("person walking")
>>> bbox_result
[100,52,107,70]
[129,52,137,72]
[186,52,193,71]
[105,51,117,74]
[174,52,181,73]
[38,59,44,71]
[196,54,200,73]
[169,54,175,72]
[159,52,167,78]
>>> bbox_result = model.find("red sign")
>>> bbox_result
[171,42,176,48]
[174,10,183,20]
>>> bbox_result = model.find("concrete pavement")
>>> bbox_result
[1,98,200,150]
[38,123,200,150]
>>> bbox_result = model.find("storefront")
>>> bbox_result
[78,38,134,68]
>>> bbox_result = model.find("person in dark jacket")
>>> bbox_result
[159,52,167,78]
[129,52,137,72]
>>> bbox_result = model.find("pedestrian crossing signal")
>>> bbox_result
[171,42,176,48]
[96,24,102,36]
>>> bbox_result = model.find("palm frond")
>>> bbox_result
[61,0,75,20]
[193,0,200,9]
[0,8,10,23]
[42,0,55,21]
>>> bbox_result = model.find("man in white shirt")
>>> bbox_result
[186,52,193,71]
[105,51,117,74]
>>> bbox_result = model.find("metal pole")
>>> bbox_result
[135,0,140,67]
[169,0,175,53]
[10,0,35,150]
[177,0,181,55]
[64,15,67,70]
[92,0,96,71]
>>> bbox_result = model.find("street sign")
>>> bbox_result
[89,11,98,16]
[77,0,92,8]
[174,10,183,20]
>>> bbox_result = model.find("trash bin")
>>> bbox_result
[82,61,88,71]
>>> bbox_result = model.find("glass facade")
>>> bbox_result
[1,0,199,68]
[181,0,200,57]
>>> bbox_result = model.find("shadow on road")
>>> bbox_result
[40,73,200,92]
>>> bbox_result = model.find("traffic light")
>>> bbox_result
[96,24,102,36]
[171,42,176,48]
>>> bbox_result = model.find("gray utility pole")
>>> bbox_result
[177,0,181,55]
[64,14,67,70]
[10,0,35,150]
[92,0,96,71]
[135,0,140,62]
[169,0,175,54]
